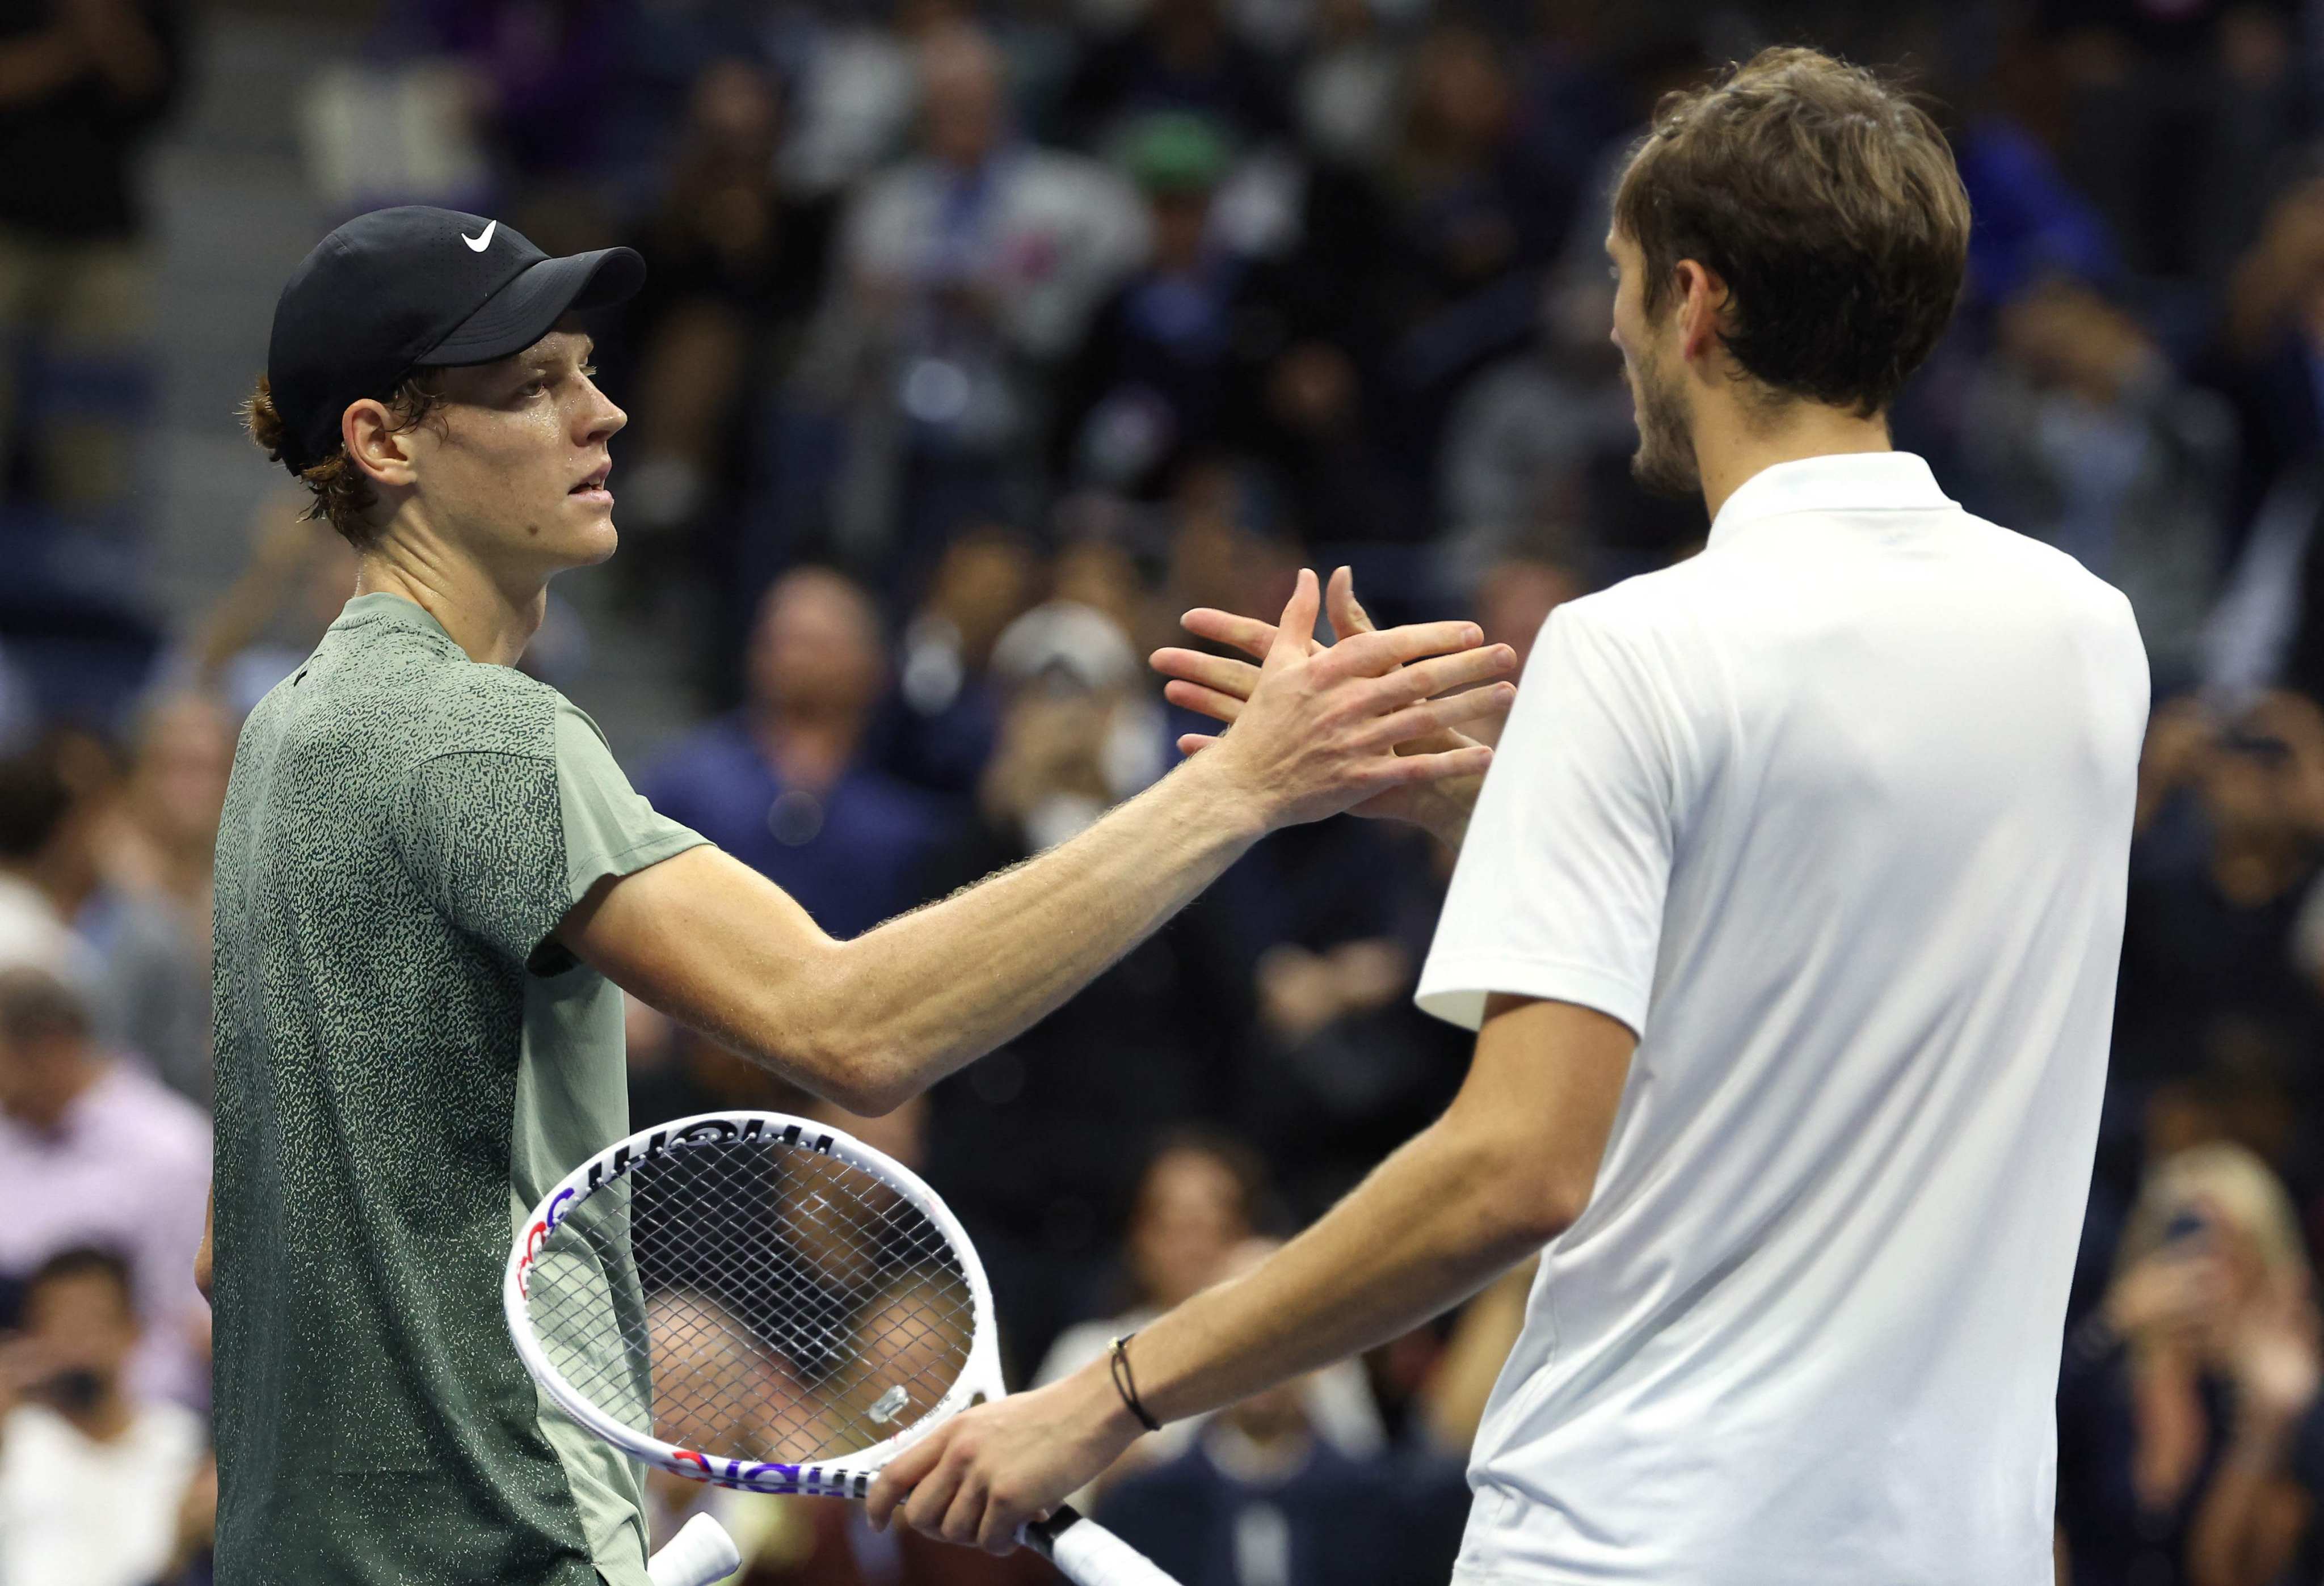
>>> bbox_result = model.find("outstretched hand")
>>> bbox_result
[1177,568,1514,834]
[1155,566,1509,842]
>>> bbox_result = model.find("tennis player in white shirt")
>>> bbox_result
[869,46,2150,1584]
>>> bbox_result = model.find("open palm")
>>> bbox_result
[1151,566,1505,838]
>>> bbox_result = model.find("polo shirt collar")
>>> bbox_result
[1708,451,1954,548]
[330,590,458,646]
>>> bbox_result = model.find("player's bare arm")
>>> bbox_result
[1152,565,1498,850]
[864,993,1634,1550]
[562,569,1516,1115]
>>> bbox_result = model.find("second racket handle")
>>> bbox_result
[1022,1506,1182,1586]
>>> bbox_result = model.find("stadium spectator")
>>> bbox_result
[878,522,1043,800]
[178,492,360,716]
[0,964,208,1406]
[802,19,1146,578]
[0,1246,205,1586]
[0,0,184,531]
[399,0,627,253]
[643,567,947,943]
[1959,275,2237,691]
[85,690,231,1107]
[2116,690,2324,1093]
[1091,1235,1467,1584]
[2202,170,2324,552]
[1034,1146,1383,1478]
[1057,0,1291,151]
[1437,260,1635,593]
[1292,0,1401,169]
[2057,1142,2320,1586]
[0,735,99,982]
[1055,111,1272,498]
[615,56,838,655]
[1094,1367,1466,1586]
[919,602,1240,1361]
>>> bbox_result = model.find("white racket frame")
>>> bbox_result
[504,1109,1008,1501]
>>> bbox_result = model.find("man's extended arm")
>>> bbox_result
[563,572,1514,1113]
[865,994,1636,1551]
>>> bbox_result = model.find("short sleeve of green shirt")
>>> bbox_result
[392,702,704,972]
[551,703,705,906]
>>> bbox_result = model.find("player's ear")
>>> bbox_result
[1672,259,1731,365]
[343,398,421,490]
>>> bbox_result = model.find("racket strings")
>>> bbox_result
[525,1138,976,1465]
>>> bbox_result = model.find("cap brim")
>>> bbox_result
[412,246,645,368]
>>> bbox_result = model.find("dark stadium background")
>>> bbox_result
[3,0,2322,1581]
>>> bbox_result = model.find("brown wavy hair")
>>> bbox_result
[1613,47,1970,418]
[240,372,450,549]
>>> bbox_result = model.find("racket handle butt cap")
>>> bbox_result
[647,1512,743,1586]
[1023,1505,1184,1586]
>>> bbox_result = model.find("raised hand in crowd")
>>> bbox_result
[2187,1266,2323,1586]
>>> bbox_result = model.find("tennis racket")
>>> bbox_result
[504,1110,1181,1586]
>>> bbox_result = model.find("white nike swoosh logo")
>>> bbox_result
[462,221,496,252]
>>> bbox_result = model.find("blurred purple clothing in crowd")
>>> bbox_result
[642,715,947,942]
[0,1058,210,1407]
[410,0,624,179]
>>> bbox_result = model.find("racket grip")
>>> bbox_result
[647,1513,743,1586]
[1023,1505,1182,1586]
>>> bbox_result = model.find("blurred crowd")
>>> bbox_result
[18,0,2324,1582]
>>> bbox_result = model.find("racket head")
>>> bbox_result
[504,1110,1004,1497]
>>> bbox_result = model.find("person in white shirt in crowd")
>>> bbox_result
[0,1247,205,1586]
[1036,1137,1383,1474]
[0,965,210,1408]
[802,18,1147,570]
[870,47,2150,1586]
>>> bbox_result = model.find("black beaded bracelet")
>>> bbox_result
[1108,1332,1161,1433]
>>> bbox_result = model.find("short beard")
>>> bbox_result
[1627,348,1700,500]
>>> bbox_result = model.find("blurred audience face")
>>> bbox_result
[685,58,781,174]
[124,694,234,868]
[920,24,1005,171]
[2195,693,2324,849]
[1406,26,1512,161]
[0,970,96,1132]
[1151,189,1213,275]
[648,1291,807,1459]
[2111,1142,2312,1364]
[1128,1142,1253,1310]
[923,526,1041,668]
[1608,227,1698,499]
[22,1258,139,1423]
[747,569,887,723]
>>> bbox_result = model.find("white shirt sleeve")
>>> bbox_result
[1416,601,1678,1036]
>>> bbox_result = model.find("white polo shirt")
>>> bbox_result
[1416,452,2148,1586]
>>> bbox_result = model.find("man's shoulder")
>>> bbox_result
[1952,508,2145,634]
[289,635,567,782]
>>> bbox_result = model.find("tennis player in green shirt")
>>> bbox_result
[197,207,1513,1586]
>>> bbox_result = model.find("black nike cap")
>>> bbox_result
[264,206,645,474]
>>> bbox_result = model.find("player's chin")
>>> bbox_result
[557,495,621,565]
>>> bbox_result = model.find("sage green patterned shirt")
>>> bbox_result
[211,593,706,1586]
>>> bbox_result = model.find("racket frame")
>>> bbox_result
[504,1109,1007,1499]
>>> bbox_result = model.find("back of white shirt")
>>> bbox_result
[1416,454,2148,1585]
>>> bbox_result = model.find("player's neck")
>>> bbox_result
[1689,394,1894,524]
[354,541,548,669]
